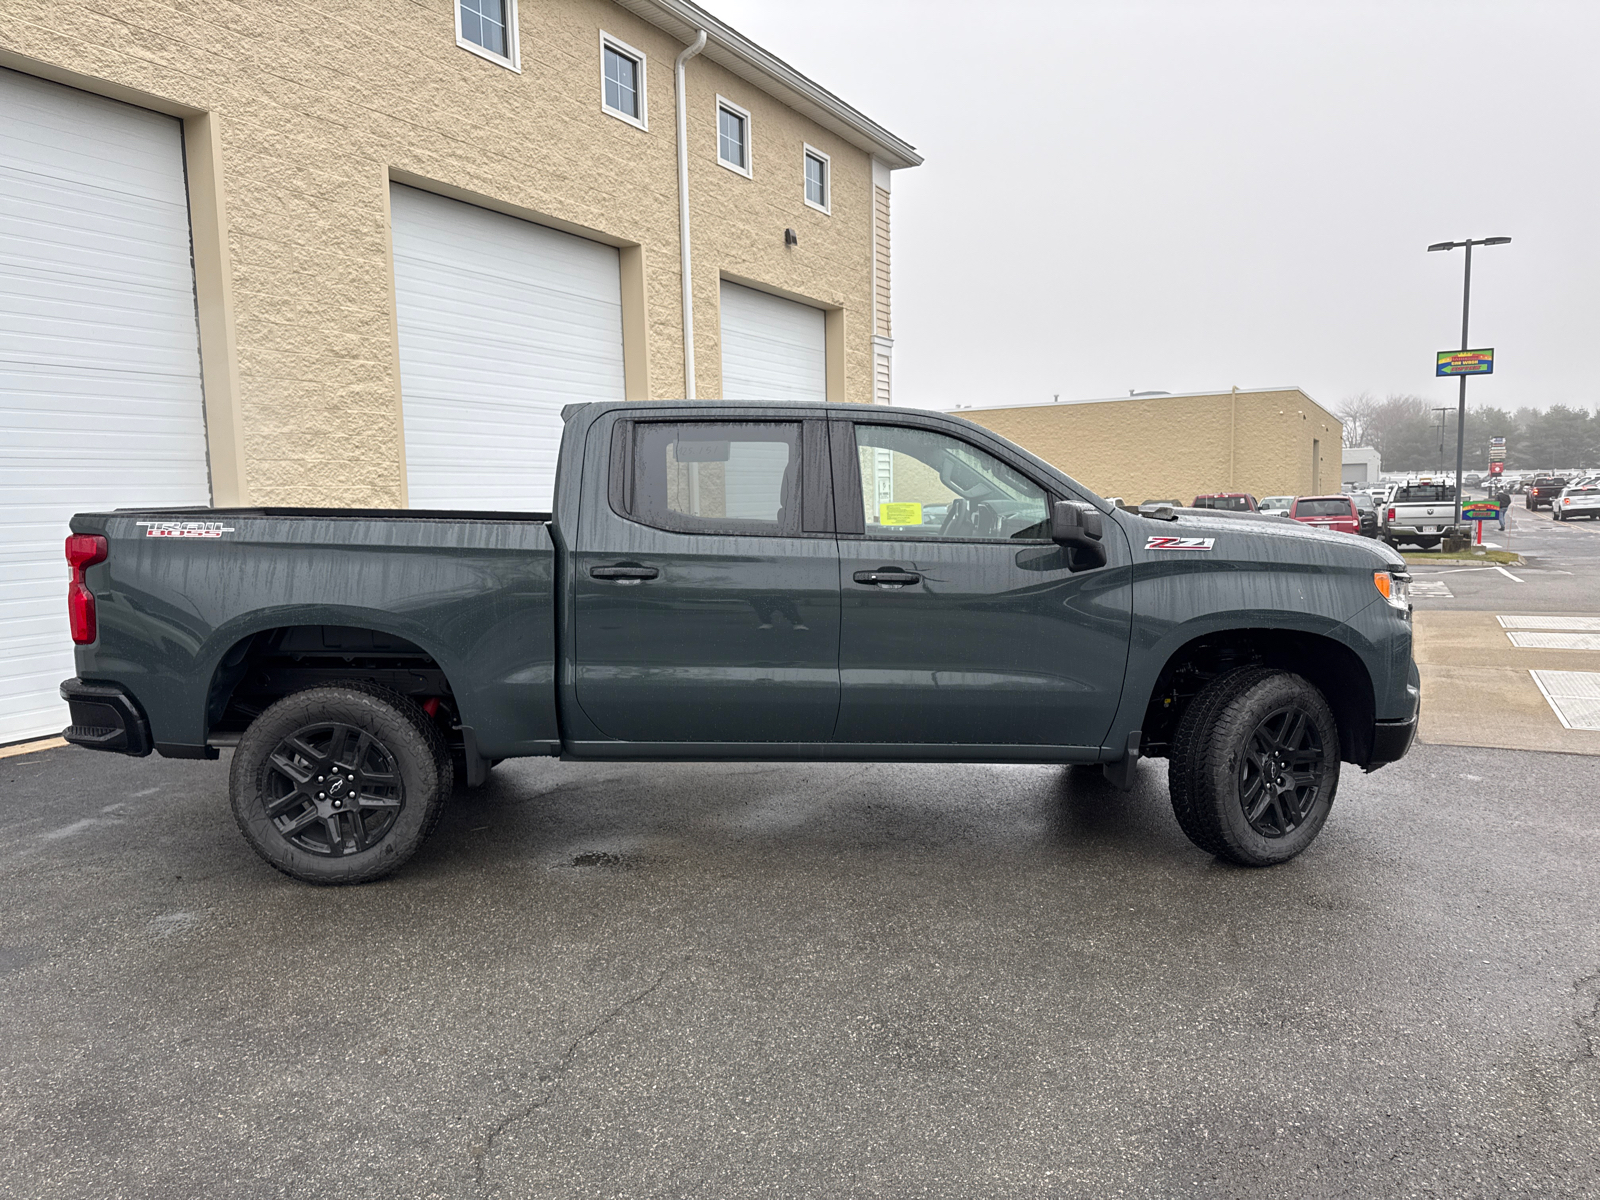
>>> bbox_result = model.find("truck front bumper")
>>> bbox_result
[60,678,152,757]
[1367,714,1417,768]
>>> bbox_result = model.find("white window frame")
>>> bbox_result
[802,144,831,215]
[715,96,753,178]
[599,32,648,130]
[455,0,521,72]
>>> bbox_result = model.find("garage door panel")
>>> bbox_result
[719,281,826,403]
[391,184,625,511]
[0,67,210,744]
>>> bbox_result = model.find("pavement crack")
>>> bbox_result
[1575,969,1600,1062]
[473,967,673,1192]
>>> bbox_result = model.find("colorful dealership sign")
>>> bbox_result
[1437,349,1495,376]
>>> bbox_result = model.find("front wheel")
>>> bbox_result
[1168,668,1340,866]
[230,684,452,884]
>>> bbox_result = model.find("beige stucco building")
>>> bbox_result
[0,0,918,510]
[951,388,1343,505]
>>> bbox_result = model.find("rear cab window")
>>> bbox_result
[622,421,802,536]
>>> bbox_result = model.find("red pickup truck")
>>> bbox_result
[1290,495,1361,536]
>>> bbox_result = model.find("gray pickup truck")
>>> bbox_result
[61,401,1419,883]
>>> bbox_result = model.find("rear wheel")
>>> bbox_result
[230,684,452,884]
[1169,668,1340,866]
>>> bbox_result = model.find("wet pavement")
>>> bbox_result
[2,738,1597,1198]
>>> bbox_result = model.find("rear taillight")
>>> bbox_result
[1387,507,1396,521]
[66,535,107,645]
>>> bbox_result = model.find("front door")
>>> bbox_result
[832,418,1131,750]
[573,416,840,744]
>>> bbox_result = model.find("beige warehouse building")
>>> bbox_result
[950,388,1343,506]
[0,0,918,742]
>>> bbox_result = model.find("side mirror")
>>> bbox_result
[1050,501,1107,570]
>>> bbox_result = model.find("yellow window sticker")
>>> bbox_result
[879,502,923,526]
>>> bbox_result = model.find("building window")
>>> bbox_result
[457,0,519,71]
[803,145,830,213]
[716,97,751,176]
[600,34,647,128]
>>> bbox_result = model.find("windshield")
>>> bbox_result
[1261,496,1293,508]
[1295,499,1353,517]
[1393,485,1456,503]
[1192,495,1251,511]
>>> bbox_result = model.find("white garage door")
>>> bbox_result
[390,186,626,511]
[0,69,211,745]
[719,281,827,402]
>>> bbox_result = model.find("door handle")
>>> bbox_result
[853,569,921,587]
[590,565,659,581]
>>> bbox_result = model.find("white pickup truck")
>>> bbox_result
[1382,483,1464,550]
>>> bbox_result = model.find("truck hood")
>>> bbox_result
[1126,508,1406,569]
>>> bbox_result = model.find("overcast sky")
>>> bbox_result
[711,0,1598,416]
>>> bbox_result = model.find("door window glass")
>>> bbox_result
[852,424,1050,540]
[632,422,800,535]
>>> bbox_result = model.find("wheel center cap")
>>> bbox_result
[329,777,348,797]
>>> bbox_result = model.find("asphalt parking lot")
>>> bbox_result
[3,733,1598,1198]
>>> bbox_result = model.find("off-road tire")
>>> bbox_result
[230,683,452,884]
[1169,668,1340,866]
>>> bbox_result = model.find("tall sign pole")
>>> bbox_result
[1429,236,1511,532]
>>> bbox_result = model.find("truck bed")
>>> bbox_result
[68,507,559,760]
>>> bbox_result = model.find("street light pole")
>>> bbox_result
[1427,236,1510,531]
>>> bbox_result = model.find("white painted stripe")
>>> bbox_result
[1505,632,1600,651]
[1494,565,1525,583]
[1498,615,1600,631]
[1529,670,1600,732]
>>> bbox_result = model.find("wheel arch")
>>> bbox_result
[201,613,467,746]
[1138,627,1377,767]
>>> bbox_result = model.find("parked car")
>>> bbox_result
[1258,496,1294,518]
[1383,483,1462,550]
[1526,477,1568,511]
[1555,484,1600,521]
[1290,495,1361,536]
[1350,493,1381,537]
[1191,493,1259,513]
[59,401,1419,882]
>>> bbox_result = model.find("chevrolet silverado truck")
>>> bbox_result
[60,401,1419,884]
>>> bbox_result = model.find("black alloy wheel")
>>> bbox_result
[230,683,451,884]
[1168,667,1341,866]
[262,722,404,857]
[1236,706,1328,838]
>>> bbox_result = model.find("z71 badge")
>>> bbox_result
[137,521,235,539]
[1145,536,1215,551]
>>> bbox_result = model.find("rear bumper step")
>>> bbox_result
[59,678,152,757]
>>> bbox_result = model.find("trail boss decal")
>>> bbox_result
[1145,536,1215,551]
[138,521,235,539]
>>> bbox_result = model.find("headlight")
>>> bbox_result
[1374,569,1411,611]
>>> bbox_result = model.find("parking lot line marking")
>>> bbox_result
[1411,581,1455,598]
[0,737,67,760]
[1530,671,1600,732]
[1498,615,1600,631]
[1506,631,1600,651]
[1494,565,1526,583]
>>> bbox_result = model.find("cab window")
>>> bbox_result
[631,422,800,535]
[851,423,1050,540]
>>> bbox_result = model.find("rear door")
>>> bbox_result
[830,416,1131,751]
[572,413,840,745]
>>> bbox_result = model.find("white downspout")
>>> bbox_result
[675,29,708,399]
